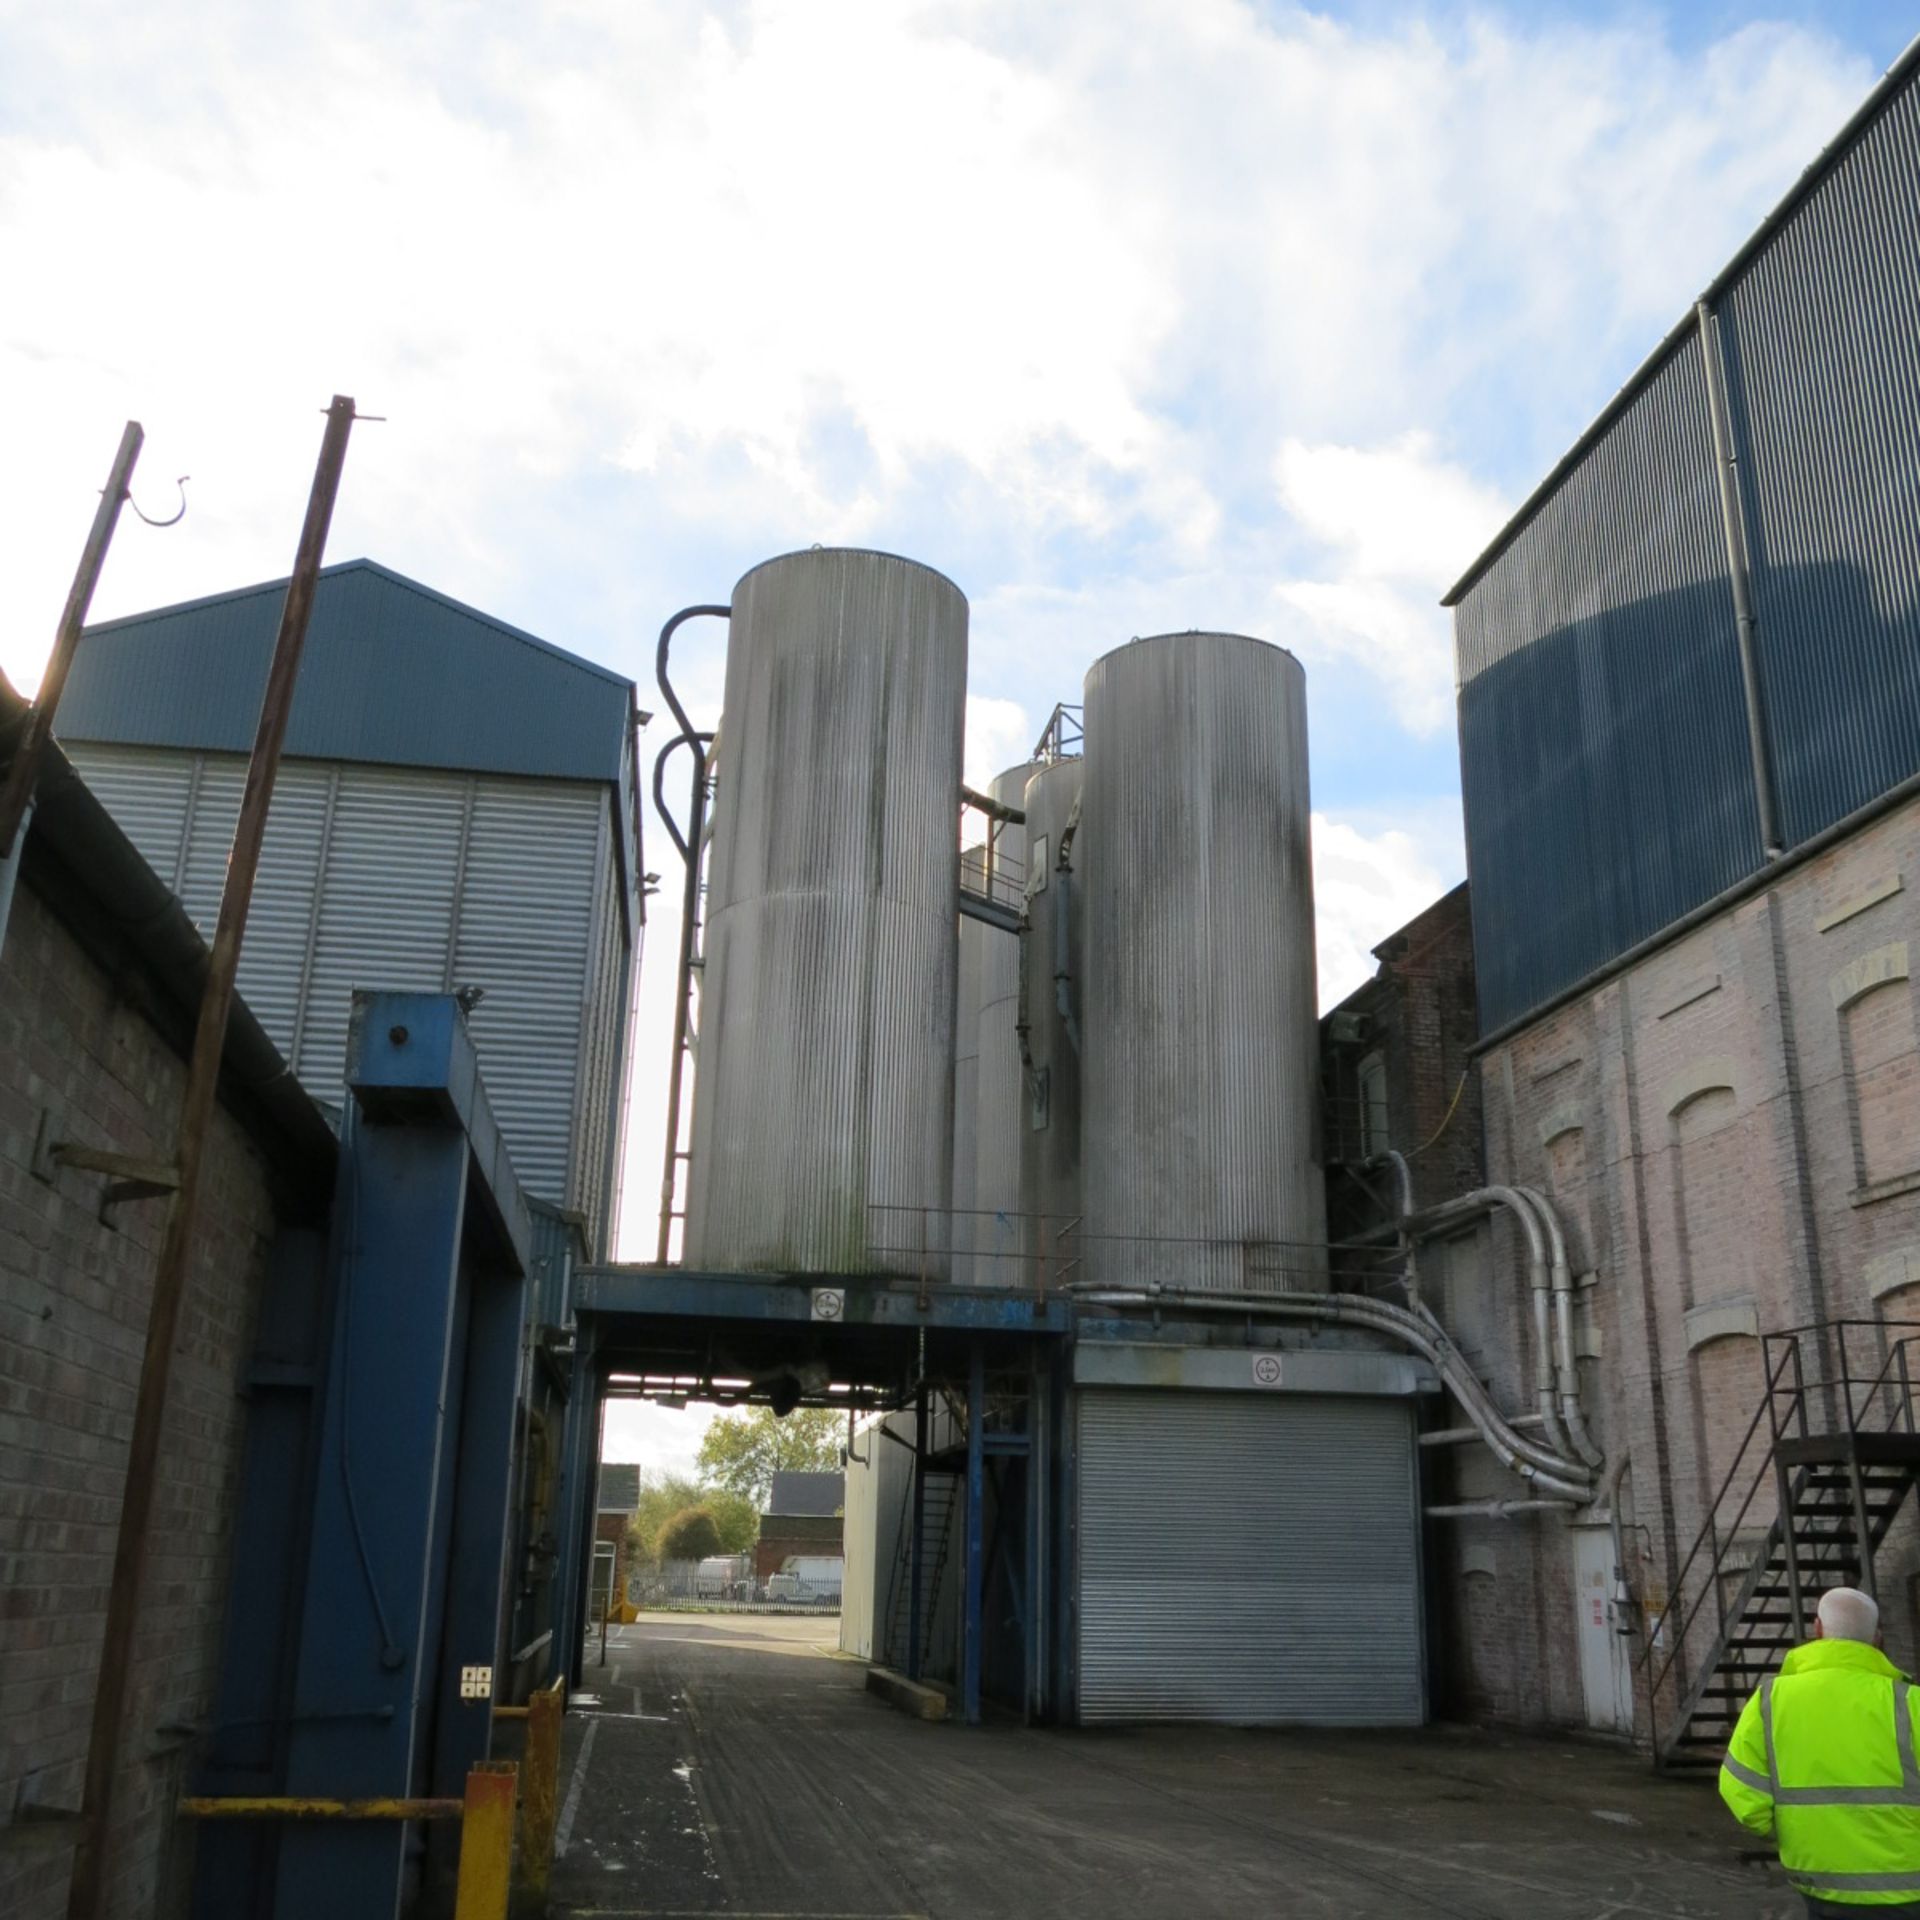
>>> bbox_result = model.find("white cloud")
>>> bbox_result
[1311,802,1464,1011]
[1274,433,1511,734]
[964,694,1035,792]
[0,3,1872,706]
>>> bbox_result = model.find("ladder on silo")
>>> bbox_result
[653,604,729,1265]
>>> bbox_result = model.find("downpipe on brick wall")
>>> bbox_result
[1068,1282,1594,1504]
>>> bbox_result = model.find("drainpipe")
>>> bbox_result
[1516,1186,1605,1471]
[1603,1451,1637,1636]
[0,797,31,957]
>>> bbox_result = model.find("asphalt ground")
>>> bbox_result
[538,1613,1795,1919]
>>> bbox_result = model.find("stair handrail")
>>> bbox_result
[1643,1332,1803,1753]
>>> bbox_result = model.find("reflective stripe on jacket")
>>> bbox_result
[1720,1638,1920,1905]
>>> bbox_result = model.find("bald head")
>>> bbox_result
[1816,1587,1880,1644]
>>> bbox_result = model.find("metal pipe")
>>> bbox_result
[0,796,32,957]
[67,397,356,1920]
[1420,1416,1547,1447]
[0,422,143,862]
[1368,1149,1418,1308]
[1602,1451,1636,1637]
[1516,1186,1605,1471]
[1697,298,1783,859]
[1070,1284,1593,1501]
[1425,1500,1578,1519]
[654,603,729,776]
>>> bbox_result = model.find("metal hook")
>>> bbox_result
[129,475,189,528]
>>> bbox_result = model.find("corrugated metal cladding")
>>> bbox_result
[1082,635,1324,1290]
[1728,76,1920,846]
[970,760,1042,1286]
[1456,343,1765,1034]
[684,550,967,1275]
[63,744,630,1249]
[1076,1391,1423,1724]
[1454,49,1920,1034]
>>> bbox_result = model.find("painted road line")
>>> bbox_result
[553,1716,600,1859]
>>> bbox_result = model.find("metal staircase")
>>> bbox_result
[1649,1322,1920,1769]
[884,1466,958,1676]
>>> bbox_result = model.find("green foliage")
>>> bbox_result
[696,1406,845,1506]
[657,1505,725,1563]
[626,1473,758,1565]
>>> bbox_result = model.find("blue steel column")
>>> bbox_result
[1027,1355,1048,1723]
[273,1114,468,1918]
[907,1381,927,1682]
[963,1339,985,1727]
[557,1338,602,1686]
[426,1259,528,1879]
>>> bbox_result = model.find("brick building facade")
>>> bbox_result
[0,733,333,1916]
[1440,797,1920,1738]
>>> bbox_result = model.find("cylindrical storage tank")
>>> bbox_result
[950,844,988,1285]
[1018,757,1084,1278]
[684,549,968,1273]
[970,760,1043,1285]
[1082,634,1323,1291]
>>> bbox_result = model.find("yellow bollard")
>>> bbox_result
[520,1678,564,1899]
[454,1760,517,1920]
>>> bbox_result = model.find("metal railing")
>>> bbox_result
[1032,703,1084,763]
[1642,1320,1920,1760]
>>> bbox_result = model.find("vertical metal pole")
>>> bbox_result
[964,1340,985,1727]
[1768,1338,1806,1641]
[0,421,144,860]
[655,746,708,1263]
[67,398,354,1920]
[1027,1356,1048,1723]
[908,1380,928,1682]
[1696,299,1782,858]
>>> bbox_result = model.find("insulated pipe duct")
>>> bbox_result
[1353,1183,1579,1467]
[1425,1500,1578,1520]
[1516,1184,1605,1471]
[1069,1283,1594,1502]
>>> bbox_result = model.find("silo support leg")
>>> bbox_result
[963,1339,985,1727]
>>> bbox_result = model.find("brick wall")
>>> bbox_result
[0,882,281,1918]
[1450,796,1920,1738]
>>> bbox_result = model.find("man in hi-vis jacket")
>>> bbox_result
[1721,1587,1920,1915]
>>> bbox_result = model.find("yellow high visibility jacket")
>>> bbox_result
[1721,1638,1920,1905]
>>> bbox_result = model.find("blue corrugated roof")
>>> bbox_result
[57,559,634,788]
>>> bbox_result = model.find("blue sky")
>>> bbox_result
[1,7,1908,1448]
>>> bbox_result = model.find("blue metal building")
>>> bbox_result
[1447,36,1920,1040]
[55,558,646,1254]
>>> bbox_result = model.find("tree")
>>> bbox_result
[626,1473,758,1566]
[696,1406,844,1507]
[657,1505,725,1563]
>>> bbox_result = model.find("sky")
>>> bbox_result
[2,1,1911,1472]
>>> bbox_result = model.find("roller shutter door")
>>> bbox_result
[1077,1390,1423,1724]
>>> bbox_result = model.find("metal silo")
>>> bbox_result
[970,760,1042,1285]
[1018,757,1084,1282]
[684,549,968,1273]
[1082,634,1323,1290]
